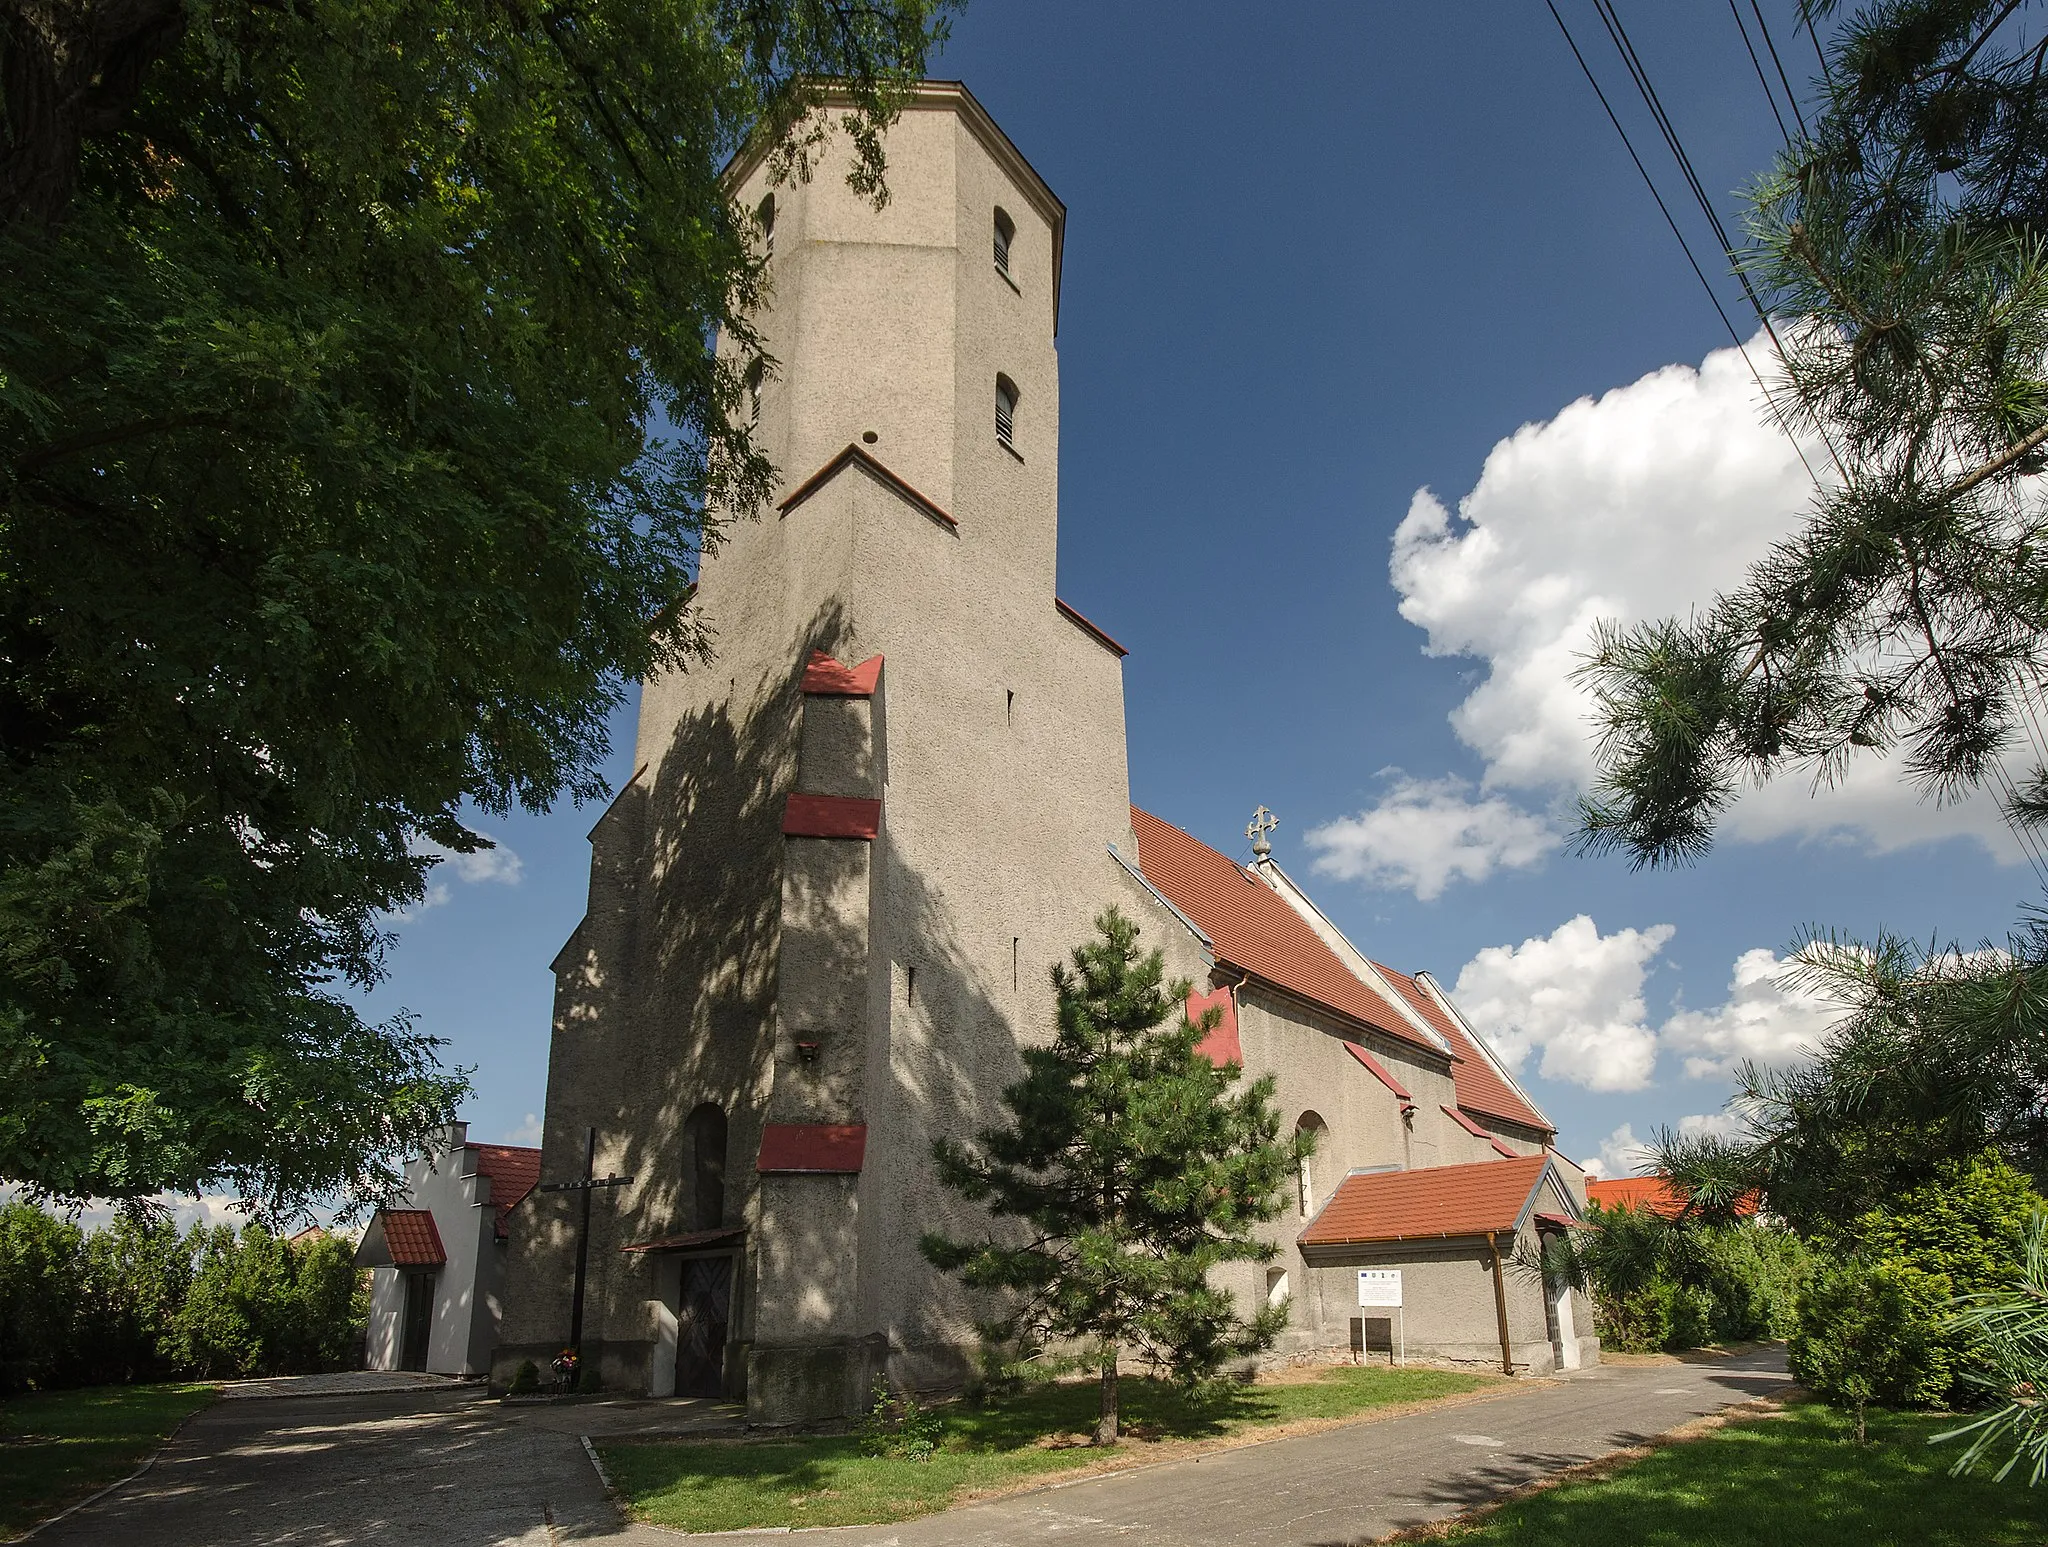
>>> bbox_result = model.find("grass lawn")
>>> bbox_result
[0,1383,215,1541]
[1429,1402,2048,1546]
[603,1364,1493,1534]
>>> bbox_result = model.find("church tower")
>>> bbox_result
[496,83,1143,1417]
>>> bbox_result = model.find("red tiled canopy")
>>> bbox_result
[375,1209,446,1267]
[1587,1176,1759,1219]
[781,794,881,839]
[1300,1155,1554,1247]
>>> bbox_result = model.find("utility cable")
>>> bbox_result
[1729,0,1793,146]
[1545,0,1825,488]
[1592,0,1846,476]
[1751,0,1811,139]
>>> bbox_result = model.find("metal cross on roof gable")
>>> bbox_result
[1247,805,1278,859]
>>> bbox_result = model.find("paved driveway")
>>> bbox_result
[38,1348,1789,1546]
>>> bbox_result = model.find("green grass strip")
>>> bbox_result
[603,1365,1491,1534]
[1432,1402,2048,1546]
[0,1383,217,1541]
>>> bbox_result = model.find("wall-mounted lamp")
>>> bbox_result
[795,1039,821,1064]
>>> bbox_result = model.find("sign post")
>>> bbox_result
[537,1127,636,1380]
[1357,1269,1404,1365]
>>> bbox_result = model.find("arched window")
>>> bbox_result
[995,374,1018,449]
[1295,1112,1327,1216]
[683,1104,728,1230]
[744,358,764,429]
[993,207,1015,276]
[757,193,776,258]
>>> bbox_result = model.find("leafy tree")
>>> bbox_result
[167,1221,363,1378]
[66,1208,192,1385]
[921,909,1306,1446]
[1,1,953,1217]
[0,1199,83,1393]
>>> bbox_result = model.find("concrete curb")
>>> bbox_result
[6,1394,214,1544]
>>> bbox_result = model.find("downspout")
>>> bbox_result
[1487,1231,1514,1376]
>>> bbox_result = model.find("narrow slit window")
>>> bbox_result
[757,193,775,257]
[1012,937,1019,992]
[906,965,916,1006]
[745,358,763,429]
[993,207,1015,275]
[995,374,1018,448]
[1005,689,1014,725]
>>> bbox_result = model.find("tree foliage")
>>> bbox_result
[0,1198,363,1391]
[920,909,1305,1446]
[0,0,952,1216]
[1939,1208,2048,1483]
[1577,0,2048,866]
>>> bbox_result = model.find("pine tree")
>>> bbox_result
[921,908,1307,1446]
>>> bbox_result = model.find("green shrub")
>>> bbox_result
[0,1201,83,1393]
[1792,1257,1947,1442]
[509,1359,540,1394]
[1575,1203,1807,1353]
[65,1211,192,1386]
[169,1224,367,1379]
[856,1380,945,1462]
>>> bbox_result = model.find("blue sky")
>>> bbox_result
[364,2,2032,1180]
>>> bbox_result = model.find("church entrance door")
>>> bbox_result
[675,1256,733,1398]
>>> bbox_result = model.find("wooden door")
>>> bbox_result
[674,1256,733,1398]
[401,1271,435,1372]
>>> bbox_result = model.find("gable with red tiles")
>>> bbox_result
[1372,965,1550,1135]
[375,1208,447,1267]
[1130,807,1438,1056]
[467,1143,542,1240]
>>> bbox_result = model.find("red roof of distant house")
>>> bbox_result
[1370,965,1551,1136]
[467,1144,542,1239]
[1130,808,1438,1056]
[377,1209,447,1267]
[1301,1155,1555,1247]
[1586,1176,1759,1219]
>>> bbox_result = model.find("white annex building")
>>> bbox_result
[495,83,1596,1419]
[357,1122,540,1375]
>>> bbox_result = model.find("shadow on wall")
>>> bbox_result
[529,598,1035,1392]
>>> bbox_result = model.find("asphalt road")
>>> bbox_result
[35,1347,1790,1546]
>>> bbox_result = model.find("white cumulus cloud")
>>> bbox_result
[1450,915,1674,1091]
[392,830,525,920]
[1661,947,1838,1079]
[1385,332,2016,865]
[1304,775,1557,901]
[1580,1112,1748,1179]
[501,1112,545,1148]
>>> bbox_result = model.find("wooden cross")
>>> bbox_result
[1247,805,1278,859]
[537,1127,636,1368]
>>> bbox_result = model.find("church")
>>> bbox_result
[493,82,1597,1420]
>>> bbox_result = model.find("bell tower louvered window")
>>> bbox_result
[993,207,1015,276]
[995,374,1018,448]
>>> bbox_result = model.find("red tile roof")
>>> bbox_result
[1130,808,1437,1056]
[1586,1176,1758,1219]
[782,794,881,839]
[801,650,883,696]
[758,1123,867,1173]
[1187,985,1242,1067]
[467,1144,542,1239]
[1372,965,1551,1136]
[377,1209,447,1267]
[1300,1155,1553,1247]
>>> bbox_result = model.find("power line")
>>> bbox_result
[1728,0,1792,145]
[1544,0,1825,488]
[1589,0,1845,475]
[1750,0,1810,139]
